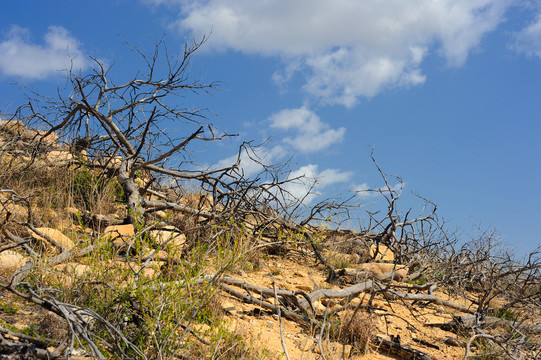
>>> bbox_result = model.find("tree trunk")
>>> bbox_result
[117,158,144,225]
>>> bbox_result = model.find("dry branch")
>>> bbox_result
[373,335,434,360]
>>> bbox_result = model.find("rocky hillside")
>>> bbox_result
[1,107,540,358]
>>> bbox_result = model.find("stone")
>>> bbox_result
[130,261,163,278]
[221,301,237,314]
[33,227,75,252]
[35,130,59,145]
[154,210,167,219]
[0,120,25,133]
[369,243,395,262]
[66,207,81,216]
[313,301,328,313]
[299,337,316,352]
[103,224,135,240]
[357,262,408,280]
[46,150,73,163]
[0,203,28,223]
[141,249,169,259]
[0,251,28,273]
[265,297,278,305]
[149,228,186,251]
[56,263,91,278]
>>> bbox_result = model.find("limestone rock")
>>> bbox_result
[33,227,75,252]
[299,337,316,352]
[149,227,186,251]
[153,210,168,219]
[0,202,28,223]
[357,262,408,280]
[221,301,238,314]
[313,301,328,313]
[369,243,395,262]
[103,224,135,240]
[0,120,25,133]
[46,150,73,163]
[265,297,278,305]
[66,207,81,216]
[55,262,91,278]
[0,251,28,273]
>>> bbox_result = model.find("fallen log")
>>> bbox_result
[427,315,541,334]
[381,289,475,314]
[373,335,436,360]
[218,283,319,327]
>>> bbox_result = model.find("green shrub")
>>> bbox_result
[72,167,123,212]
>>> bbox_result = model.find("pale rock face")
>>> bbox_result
[55,262,91,278]
[150,227,186,252]
[103,224,137,253]
[369,243,395,262]
[103,224,135,240]
[0,251,28,273]
[35,130,59,145]
[0,120,25,133]
[0,202,28,223]
[357,262,408,280]
[65,207,81,216]
[32,227,75,252]
[153,210,168,219]
[46,150,73,163]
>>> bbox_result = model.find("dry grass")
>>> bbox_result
[339,310,377,355]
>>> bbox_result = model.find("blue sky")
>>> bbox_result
[1,1,540,254]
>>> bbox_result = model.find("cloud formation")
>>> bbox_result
[213,144,288,178]
[269,106,345,153]
[0,25,88,79]
[284,164,352,203]
[160,0,511,107]
[514,13,541,60]
[354,182,404,199]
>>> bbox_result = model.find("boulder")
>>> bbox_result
[46,150,73,163]
[369,243,394,262]
[32,227,75,252]
[150,227,186,252]
[357,262,408,280]
[55,262,91,278]
[0,120,25,133]
[0,202,28,223]
[35,130,59,145]
[0,251,28,273]
[103,224,135,240]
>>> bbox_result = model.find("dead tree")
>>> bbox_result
[15,38,235,227]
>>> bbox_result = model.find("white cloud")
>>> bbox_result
[513,13,541,59]
[354,182,404,199]
[158,0,511,107]
[213,149,351,204]
[0,25,89,79]
[269,106,346,153]
[284,164,352,204]
[213,144,287,178]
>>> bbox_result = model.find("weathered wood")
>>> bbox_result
[373,335,436,360]
[427,315,541,334]
[381,289,475,314]
[218,283,319,327]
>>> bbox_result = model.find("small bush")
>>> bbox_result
[338,310,377,355]
[72,167,123,212]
